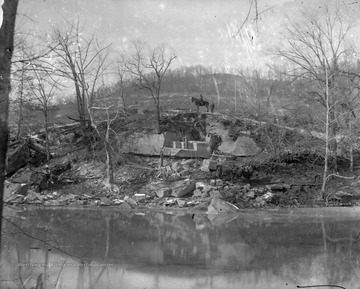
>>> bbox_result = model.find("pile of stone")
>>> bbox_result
[155,159,199,179]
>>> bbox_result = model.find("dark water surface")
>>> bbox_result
[1,206,360,289]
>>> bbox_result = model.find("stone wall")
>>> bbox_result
[120,113,261,158]
[121,131,211,158]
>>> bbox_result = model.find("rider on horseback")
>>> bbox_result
[200,94,205,106]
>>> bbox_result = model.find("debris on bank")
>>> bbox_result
[5,111,360,211]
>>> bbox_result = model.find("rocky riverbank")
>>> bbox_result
[4,146,360,213]
[4,110,360,212]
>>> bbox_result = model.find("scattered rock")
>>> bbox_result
[113,199,124,204]
[180,159,195,166]
[262,192,274,201]
[193,189,202,197]
[203,185,214,193]
[11,169,33,183]
[201,159,217,172]
[14,184,29,196]
[179,170,191,177]
[100,197,111,206]
[176,199,187,207]
[215,179,224,186]
[63,132,76,143]
[119,201,132,210]
[44,200,63,206]
[327,190,360,202]
[126,197,138,208]
[171,162,182,172]
[209,190,221,198]
[5,194,24,204]
[201,191,209,198]
[171,179,196,198]
[196,182,206,190]
[207,198,239,214]
[4,183,22,200]
[164,198,176,206]
[76,200,88,205]
[266,184,291,191]
[243,184,251,193]
[133,193,146,202]
[245,190,256,199]
[156,188,172,198]
[24,191,39,202]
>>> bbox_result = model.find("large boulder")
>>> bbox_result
[6,141,29,175]
[149,179,196,198]
[207,198,239,214]
[201,159,218,172]
[219,136,260,156]
[171,179,196,198]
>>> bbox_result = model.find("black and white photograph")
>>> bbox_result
[1,0,360,288]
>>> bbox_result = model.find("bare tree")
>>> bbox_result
[273,6,355,193]
[11,37,50,139]
[114,55,134,110]
[11,60,32,139]
[27,63,59,161]
[49,17,112,132]
[0,0,19,244]
[88,104,117,187]
[125,42,176,133]
[87,83,119,187]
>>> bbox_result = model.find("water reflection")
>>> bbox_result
[1,207,360,289]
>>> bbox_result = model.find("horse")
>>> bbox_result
[191,96,209,112]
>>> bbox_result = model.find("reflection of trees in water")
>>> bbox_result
[3,208,360,287]
[257,220,360,286]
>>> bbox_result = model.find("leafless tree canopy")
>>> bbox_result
[48,17,112,129]
[125,41,176,133]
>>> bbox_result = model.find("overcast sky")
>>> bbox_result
[16,0,360,71]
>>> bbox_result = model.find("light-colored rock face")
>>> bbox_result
[207,117,260,156]
[121,132,211,158]
[219,136,260,156]
[122,132,165,155]
[120,114,260,158]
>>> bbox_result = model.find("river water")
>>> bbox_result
[1,206,360,289]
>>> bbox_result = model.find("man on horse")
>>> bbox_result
[191,94,209,112]
[199,94,205,106]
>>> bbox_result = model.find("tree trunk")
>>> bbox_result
[71,67,87,132]
[16,66,25,139]
[328,106,337,171]
[156,96,161,134]
[321,68,330,198]
[0,0,19,244]
[104,141,114,186]
[349,122,353,172]
[44,109,50,162]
